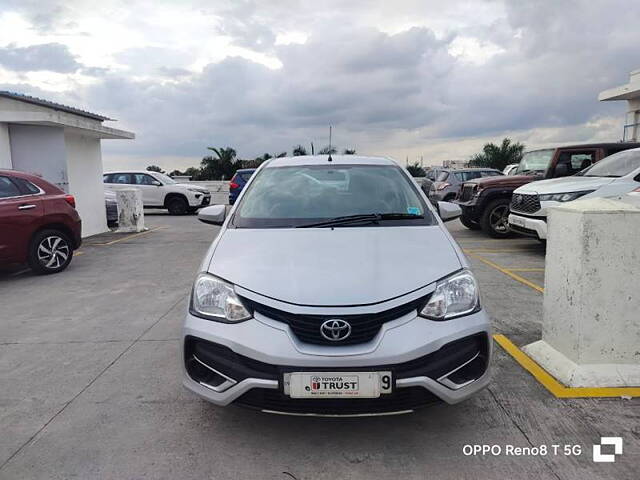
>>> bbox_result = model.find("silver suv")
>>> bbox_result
[182,155,492,416]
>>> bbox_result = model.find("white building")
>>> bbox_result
[599,69,640,142]
[0,91,134,237]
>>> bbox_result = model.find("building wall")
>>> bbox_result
[64,131,108,237]
[9,125,68,190]
[0,123,11,169]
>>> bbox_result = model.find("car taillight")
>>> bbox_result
[64,194,76,208]
[229,182,239,189]
[437,183,450,190]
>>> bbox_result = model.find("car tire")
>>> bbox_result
[480,199,512,238]
[167,196,189,215]
[460,214,481,230]
[28,229,73,274]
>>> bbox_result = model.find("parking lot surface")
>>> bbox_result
[1,215,638,480]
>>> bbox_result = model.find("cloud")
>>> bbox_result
[0,0,636,169]
[0,42,81,73]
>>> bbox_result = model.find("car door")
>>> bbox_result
[0,175,44,262]
[132,173,163,206]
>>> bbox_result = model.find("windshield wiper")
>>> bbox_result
[296,213,424,228]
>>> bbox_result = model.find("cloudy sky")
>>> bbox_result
[0,0,636,171]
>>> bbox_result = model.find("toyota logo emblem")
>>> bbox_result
[320,319,352,341]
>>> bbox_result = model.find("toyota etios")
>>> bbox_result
[183,155,491,415]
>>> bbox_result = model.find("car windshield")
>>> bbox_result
[515,149,555,174]
[579,149,640,177]
[154,172,177,184]
[234,164,434,228]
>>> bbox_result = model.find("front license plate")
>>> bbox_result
[285,371,392,398]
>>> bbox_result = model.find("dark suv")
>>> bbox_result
[0,169,82,274]
[229,168,255,205]
[454,143,640,237]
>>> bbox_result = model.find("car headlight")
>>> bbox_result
[190,273,251,322]
[419,269,479,320]
[538,190,594,202]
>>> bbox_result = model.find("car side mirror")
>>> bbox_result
[198,204,226,225]
[151,180,162,186]
[437,201,462,222]
[554,163,569,177]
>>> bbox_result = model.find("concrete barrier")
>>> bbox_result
[116,188,145,233]
[523,198,640,387]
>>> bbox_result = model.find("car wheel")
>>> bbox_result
[460,214,481,230]
[481,199,512,238]
[167,197,188,215]
[28,229,73,274]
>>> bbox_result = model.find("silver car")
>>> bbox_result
[182,155,492,416]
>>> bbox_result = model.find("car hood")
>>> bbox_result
[176,183,209,192]
[208,226,462,306]
[472,174,542,189]
[514,176,615,194]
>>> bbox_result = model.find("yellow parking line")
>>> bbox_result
[465,251,545,293]
[464,248,540,254]
[505,267,545,272]
[493,334,640,398]
[87,226,167,246]
[73,251,84,256]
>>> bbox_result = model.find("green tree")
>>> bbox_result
[406,162,426,177]
[343,148,356,155]
[201,147,238,180]
[318,146,337,154]
[292,145,307,156]
[275,151,287,158]
[146,165,165,173]
[168,169,183,176]
[468,138,525,171]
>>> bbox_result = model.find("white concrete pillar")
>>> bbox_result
[116,188,145,233]
[523,198,640,387]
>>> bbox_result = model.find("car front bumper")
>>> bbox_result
[188,193,211,207]
[508,213,547,239]
[182,308,492,415]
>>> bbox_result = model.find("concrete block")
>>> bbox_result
[116,188,145,233]
[523,198,640,387]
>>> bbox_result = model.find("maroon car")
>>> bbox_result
[0,169,82,274]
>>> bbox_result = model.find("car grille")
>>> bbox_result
[235,386,440,415]
[459,184,477,202]
[510,193,541,214]
[240,295,431,346]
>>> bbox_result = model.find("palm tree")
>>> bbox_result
[318,146,337,155]
[201,147,238,180]
[275,151,287,158]
[468,138,525,171]
[292,145,307,156]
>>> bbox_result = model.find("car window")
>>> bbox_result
[103,174,113,183]
[235,164,434,228]
[133,174,158,185]
[239,172,254,182]
[481,170,501,177]
[436,171,449,181]
[580,149,640,177]
[0,176,21,198]
[12,177,41,194]
[556,151,595,176]
[110,173,132,184]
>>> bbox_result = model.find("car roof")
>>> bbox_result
[236,168,256,173]
[442,167,501,173]
[526,142,640,153]
[265,155,398,168]
[104,170,161,174]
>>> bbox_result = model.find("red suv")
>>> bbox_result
[0,169,82,274]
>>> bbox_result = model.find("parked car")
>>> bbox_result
[424,168,503,203]
[183,155,491,416]
[103,170,211,215]
[228,168,255,205]
[420,166,446,193]
[105,189,118,228]
[0,169,82,274]
[454,142,640,237]
[509,147,640,240]
[503,163,519,175]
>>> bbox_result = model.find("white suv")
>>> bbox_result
[103,170,211,215]
[508,148,640,239]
